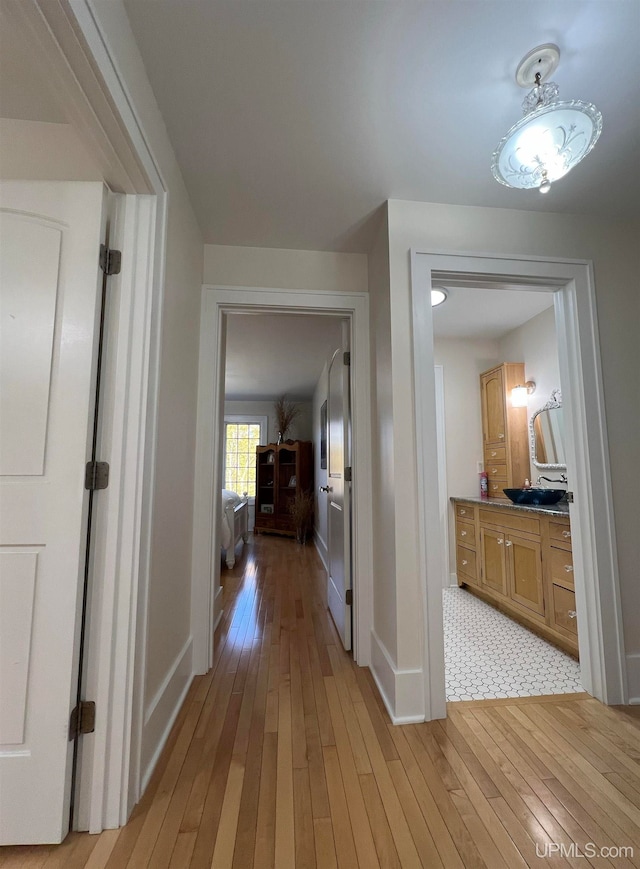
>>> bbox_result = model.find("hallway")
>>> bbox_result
[4,535,640,867]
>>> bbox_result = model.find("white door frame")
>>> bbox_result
[192,287,373,672]
[411,250,627,720]
[25,0,171,830]
[433,365,451,589]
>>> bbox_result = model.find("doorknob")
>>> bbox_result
[319,485,332,493]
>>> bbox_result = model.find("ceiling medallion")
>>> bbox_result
[491,44,603,194]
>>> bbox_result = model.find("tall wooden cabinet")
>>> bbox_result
[480,363,530,498]
[254,441,313,537]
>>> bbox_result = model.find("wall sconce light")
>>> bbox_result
[511,381,536,407]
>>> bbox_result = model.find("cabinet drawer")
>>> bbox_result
[550,547,574,590]
[456,520,476,548]
[487,478,508,498]
[552,584,578,635]
[455,503,476,521]
[485,462,508,478]
[479,509,540,536]
[550,520,572,548]
[456,544,477,582]
[484,446,506,464]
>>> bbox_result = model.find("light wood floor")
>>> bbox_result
[3,535,640,868]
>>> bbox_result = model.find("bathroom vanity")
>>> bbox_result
[451,496,578,657]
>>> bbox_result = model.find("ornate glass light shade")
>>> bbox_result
[492,66,603,193]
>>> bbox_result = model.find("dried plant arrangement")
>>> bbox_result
[274,395,300,441]
[289,491,314,543]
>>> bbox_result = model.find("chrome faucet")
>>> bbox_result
[536,473,567,486]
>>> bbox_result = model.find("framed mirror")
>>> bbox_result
[530,389,566,470]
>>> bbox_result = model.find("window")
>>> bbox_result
[223,415,267,498]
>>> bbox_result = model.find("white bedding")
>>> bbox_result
[221,489,243,550]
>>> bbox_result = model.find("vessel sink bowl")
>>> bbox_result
[503,488,565,506]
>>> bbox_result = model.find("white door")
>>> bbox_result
[0,181,107,844]
[326,334,352,650]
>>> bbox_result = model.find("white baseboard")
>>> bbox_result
[140,636,193,791]
[626,653,640,704]
[370,630,425,724]
[314,531,328,572]
[449,572,458,588]
[213,584,224,633]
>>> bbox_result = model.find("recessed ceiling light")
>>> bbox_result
[431,287,448,307]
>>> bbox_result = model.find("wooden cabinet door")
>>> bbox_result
[480,527,507,596]
[481,367,506,446]
[507,534,544,617]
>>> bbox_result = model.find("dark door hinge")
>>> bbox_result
[343,351,351,366]
[565,491,574,503]
[345,588,353,606]
[69,701,96,741]
[85,461,109,491]
[99,244,122,276]
[344,466,352,482]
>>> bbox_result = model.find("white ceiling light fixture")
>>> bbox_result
[431,287,448,307]
[491,44,603,194]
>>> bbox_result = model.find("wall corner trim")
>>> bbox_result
[370,630,425,724]
[140,637,194,792]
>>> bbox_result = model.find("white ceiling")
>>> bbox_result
[225,292,553,399]
[432,287,554,341]
[225,313,344,399]
[124,0,640,253]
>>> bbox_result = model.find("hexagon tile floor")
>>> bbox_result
[443,586,582,702]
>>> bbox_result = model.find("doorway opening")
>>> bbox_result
[411,250,626,721]
[191,287,374,678]
[221,311,344,564]
[431,282,582,702]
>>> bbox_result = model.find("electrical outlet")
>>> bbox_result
[477,461,484,473]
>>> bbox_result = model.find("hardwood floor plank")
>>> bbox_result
[323,677,380,868]
[322,744,358,869]
[353,703,422,868]
[83,830,120,869]
[12,538,640,869]
[253,730,278,869]
[293,767,317,869]
[446,708,595,869]
[501,705,640,853]
[521,704,640,837]
[359,773,402,868]
[167,832,196,868]
[386,759,445,868]
[326,645,372,775]
[384,724,465,869]
[400,725,485,868]
[210,758,245,869]
[274,680,295,869]
[469,707,616,869]
[313,817,338,869]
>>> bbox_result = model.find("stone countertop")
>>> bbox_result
[451,495,570,517]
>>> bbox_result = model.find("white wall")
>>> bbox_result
[224,399,313,443]
[0,119,103,181]
[376,199,640,714]
[88,1,204,788]
[204,244,368,293]
[497,306,562,483]
[433,337,499,570]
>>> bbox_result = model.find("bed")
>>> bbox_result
[221,489,249,568]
